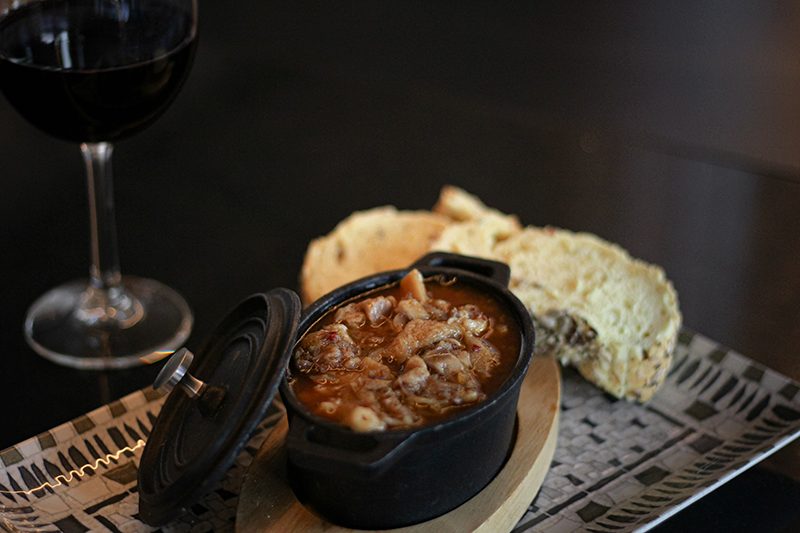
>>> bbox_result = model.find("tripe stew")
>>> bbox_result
[288,269,520,432]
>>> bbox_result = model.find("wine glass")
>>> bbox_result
[0,0,197,369]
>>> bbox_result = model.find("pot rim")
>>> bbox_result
[279,262,535,439]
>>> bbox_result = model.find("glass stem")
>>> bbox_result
[82,142,121,291]
[78,142,142,327]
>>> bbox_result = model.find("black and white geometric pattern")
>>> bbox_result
[0,389,283,532]
[514,329,800,532]
[1,328,799,532]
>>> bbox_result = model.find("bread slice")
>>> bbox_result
[493,227,681,401]
[300,206,449,304]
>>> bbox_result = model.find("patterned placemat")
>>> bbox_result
[1,329,799,533]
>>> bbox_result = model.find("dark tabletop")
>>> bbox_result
[1,1,798,531]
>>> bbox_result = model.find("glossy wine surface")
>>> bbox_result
[0,0,196,142]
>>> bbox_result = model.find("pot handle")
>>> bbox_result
[286,416,419,478]
[411,252,511,287]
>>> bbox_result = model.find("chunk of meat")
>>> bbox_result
[423,353,466,379]
[361,357,394,380]
[395,355,430,393]
[377,319,461,363]
[294,324,360,373]
[392,298,430,329]
[400,269,428,302]
[415,341,486,408]
[378,391,418,426]
[449,304,490,336]
[350,378,384,414]
[349,374,418,427]
[362,296,395,324]
[333,303,366,328]
[464,333,501,377]
[334,296,396,328]
[405,355,428,371]
[422,338,464,355]
[423,353,481,396]
[408,378,483,411]
[423,298,452,320]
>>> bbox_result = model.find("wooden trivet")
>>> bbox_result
[237,356,560,532]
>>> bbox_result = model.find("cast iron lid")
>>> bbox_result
[138,289,301,526]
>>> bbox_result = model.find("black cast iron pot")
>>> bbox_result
[279,252,535,529]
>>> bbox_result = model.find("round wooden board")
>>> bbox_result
[237,356,560,532]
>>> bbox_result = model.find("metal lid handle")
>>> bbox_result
[153,347,206,398]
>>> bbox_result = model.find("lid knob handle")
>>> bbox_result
[154,348,206,398]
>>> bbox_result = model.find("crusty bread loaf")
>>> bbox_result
[300,186,681,402]
[300,206,449,304]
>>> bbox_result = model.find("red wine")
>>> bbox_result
[0,0,196,142]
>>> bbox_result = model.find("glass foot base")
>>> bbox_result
[24,276,193,370]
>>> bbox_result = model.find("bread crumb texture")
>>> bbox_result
[300,186,681,402]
